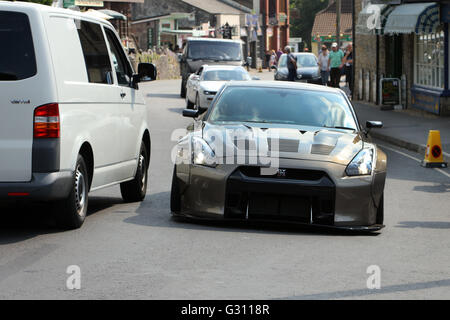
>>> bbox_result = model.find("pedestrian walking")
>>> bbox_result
[269,50,277,71]
[276,48,283,64]
[344,43,354,96]
[284,46,297,81]
[328,42,344,88]
[318,45,330,86]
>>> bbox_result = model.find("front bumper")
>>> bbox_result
[177,159,385,229]
[0,171,73,201]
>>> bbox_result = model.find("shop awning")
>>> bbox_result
[356,2,387,35]
[384,2,440,34]
[97,9,127,21]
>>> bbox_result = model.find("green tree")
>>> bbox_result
[7,0,53,5]
[290,0,328,49]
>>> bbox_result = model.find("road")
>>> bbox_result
[0,77,449,300]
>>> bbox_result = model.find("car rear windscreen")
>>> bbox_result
[0,11,37,81]
[188,41,242,61]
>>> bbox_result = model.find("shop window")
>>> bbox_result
[415,30,445,89]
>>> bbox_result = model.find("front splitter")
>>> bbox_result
[172,212,385,233]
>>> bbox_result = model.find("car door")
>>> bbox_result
[0,9,51,182]
[104,26,144,181]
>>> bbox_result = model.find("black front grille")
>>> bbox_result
[240,166,327,181]
[225,167,335,225]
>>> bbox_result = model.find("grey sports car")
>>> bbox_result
[171,81,387,231]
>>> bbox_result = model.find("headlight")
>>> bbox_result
[345,148,374,176]
[192,137,217,167]
[203,91,216,95]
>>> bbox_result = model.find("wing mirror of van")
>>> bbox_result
[134,63,157,85]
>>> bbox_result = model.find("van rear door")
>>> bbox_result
[0,8,56,182]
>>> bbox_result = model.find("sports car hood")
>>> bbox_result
[200,81,228,93]
[202,123,364,166]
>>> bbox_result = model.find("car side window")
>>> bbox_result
[104,28,132,86]
[76,20,112,84]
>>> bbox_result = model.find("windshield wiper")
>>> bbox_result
[322,125,356,131]
[242,120,269,123]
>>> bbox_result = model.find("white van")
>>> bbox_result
[0,2,157,229]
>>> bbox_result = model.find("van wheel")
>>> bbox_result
[53,155,89,230]
[180,79,186,98]
[120,142,148,202]
[376,193,384,225]
[170,165,181,214]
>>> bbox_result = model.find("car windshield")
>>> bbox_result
[278,55,287,68]
[296,55,318,67]
[202,69,250,81]
[208,86,357,130]
[0,11,37,81]
[188,41,242,61]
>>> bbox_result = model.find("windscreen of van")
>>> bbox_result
[188,41,242,61]
[0,11,37,81]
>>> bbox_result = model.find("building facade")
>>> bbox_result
[311,0,354,55]
[355,0,450,116]
[130,0,246,52]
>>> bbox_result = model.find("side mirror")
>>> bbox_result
[270,65,277,71]
[366,121,383,129]
[251,76,260,80]
[183,109,199,118]
[135,63,157,83]
[365,120,383,135]
[177,53,183,63]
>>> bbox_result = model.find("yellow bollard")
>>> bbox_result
[421,130,447,168]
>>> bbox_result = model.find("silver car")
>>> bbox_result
[172,81,387,232]
[274,53,321,84]
[185,65,253,110]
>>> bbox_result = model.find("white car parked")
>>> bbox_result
[185,65,255,110]
[0,2,157,229]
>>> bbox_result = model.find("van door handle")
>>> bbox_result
[120,92,126,98]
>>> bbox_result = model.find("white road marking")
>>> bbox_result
[378,144,450,179]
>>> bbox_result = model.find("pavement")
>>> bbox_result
[250,68,450,164]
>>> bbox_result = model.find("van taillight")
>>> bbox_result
[34,103,60,138]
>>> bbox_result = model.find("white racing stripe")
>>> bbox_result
[378,143,450,179]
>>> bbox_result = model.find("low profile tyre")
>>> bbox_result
[170,165,181,214]
[376,193,384,225]
[180,79,186,98]
[120,142,149,202]
[53,155,89,230]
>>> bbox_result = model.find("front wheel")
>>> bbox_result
[120,142,149,202]
[170,165,181,214]
[53,155,89,230]
[186,95,194,109]
[194,94,200,110]
[376,193,384,225]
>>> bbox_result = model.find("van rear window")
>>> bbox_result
[0,11,37,81]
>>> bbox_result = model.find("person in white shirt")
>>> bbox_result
[318,45,330,86]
